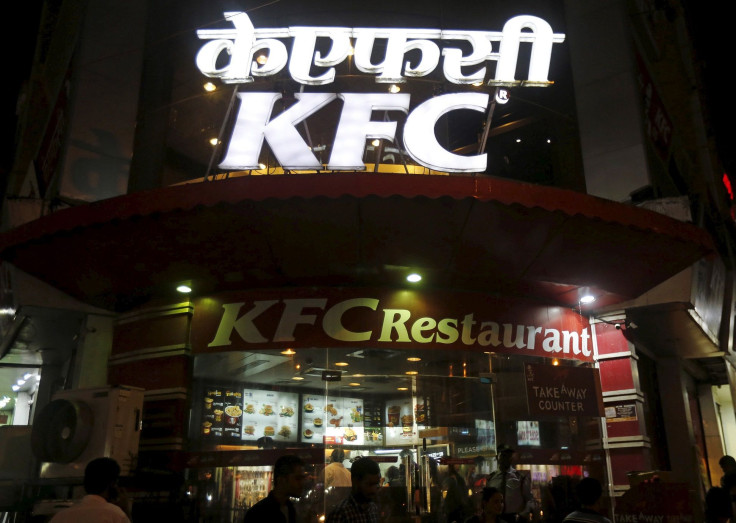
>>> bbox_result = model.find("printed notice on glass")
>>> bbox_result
[605,404,638,423]
[385,397,428,445]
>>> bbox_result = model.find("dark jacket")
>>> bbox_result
[244,491,297,523]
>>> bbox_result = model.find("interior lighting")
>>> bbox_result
[256,54,268,65]
[546,138,551,143]
[371,139,380,147]
[552,358,560,366]
[348,382,361,386]
[405,370,418,375]
[281,348,296,355]
[397,387,408,391]
[23,373,32,380]
[389,84,401,93]
[203,82,217,92]
[580,294,596,304]
[407,273,422,283]
[16,379,26,386]
[11,385,19,392]
[258,163,267,170]
[352,373,365,377]
[176,285,192,293]
[516,138,522,143]
[347,46,354,56]
[209,138,220,146]
[407,357,421,362]
[0,308,16,315]
[471,81,483,87]
[335,362,349,367]
[292,376,305,380]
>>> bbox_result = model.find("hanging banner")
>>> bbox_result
[524,363,604,417]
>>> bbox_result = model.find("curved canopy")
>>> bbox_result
[0,173,714,312]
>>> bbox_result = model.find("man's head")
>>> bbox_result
[350,457,381,503]
[273,455,306,498]
[720,455,736,475]
[330,448,345,463]
[497,444,514,471]
[575,477,604,508]
[84,457,121,499]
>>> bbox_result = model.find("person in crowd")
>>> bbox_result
[720,455,736,485]
[323,448,352,488]
[443,463,471,523]
[385,466,403,488]
[244,454,306,523]
[562,477,611,523]
[485,445,534,522]
[705,485,732,523]
[723,473,736,521]
[50,457,131,523]
[327,456,381,523]
[465,487,504,523]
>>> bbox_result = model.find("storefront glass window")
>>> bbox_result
[188,348,606,521]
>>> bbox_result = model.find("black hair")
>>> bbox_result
[331,448,345,462]
[482,487,502,503]
[84,457,121,495]
[273,455,305,485]
[719,455,736,468]
[350,457,380,481]
[575,477,603,506]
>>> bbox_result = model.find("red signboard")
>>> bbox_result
[191,288,593,362]
[524,363,604,417]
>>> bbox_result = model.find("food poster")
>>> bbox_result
[201,386,243,442]
[385,397,428,445]
[301,395,365,445]
[241,390,299,442]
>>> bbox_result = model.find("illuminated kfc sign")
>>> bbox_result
[195,12,565,173]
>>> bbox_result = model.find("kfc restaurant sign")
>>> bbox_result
[194,12,565,173]
[191,289,594,362]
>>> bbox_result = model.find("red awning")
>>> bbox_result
[0,173,714,311]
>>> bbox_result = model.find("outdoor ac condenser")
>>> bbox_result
[31,385,144,479]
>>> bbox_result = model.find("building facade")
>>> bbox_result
[0,1,734,521]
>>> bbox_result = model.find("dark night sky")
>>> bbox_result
[1,3,733,184]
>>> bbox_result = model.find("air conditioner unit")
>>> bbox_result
[31,385,144,479]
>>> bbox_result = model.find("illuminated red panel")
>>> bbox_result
[599,358,635,392]
[595,322,630,355]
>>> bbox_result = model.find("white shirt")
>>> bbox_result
[49,494,131,523]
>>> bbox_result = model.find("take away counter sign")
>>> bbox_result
[191,288,594,362]
[524,363,604,418]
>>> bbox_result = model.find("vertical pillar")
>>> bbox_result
[698,383,726,488]
[593,317,653,495]
[108,300,193,468]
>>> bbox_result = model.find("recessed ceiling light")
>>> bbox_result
[349,382,361,386]
[256,54,268,65]
[580,294,596,304]
[352,373,365,377]
[407,273,422,283]
[516,138,522,143]
[203,82,216,92]
[397,387,408,391]
[471,81,483,87]
[552,359,560,366]
[281,348,296,355]
[258,163,266,170]
[11,385,19,392]
[209,138,219,146]
[176,285,192,293]
[292,376,305,380]
[405,371,418,375]
[371,139,380,147]
[407,357,421,362]
[389,84,401,93]
[335,362,349,367]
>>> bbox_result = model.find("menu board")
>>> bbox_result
[362,399,383,446]
[202,386,244,442]
[385,397,428,445]
[300,395,365,445]
[241,390,299,442]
